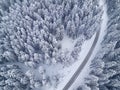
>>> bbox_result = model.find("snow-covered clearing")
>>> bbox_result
[60,34,77,52]
[68,0,108,90]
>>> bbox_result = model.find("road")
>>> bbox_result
[62,29,100,90]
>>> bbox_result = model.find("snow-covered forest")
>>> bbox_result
[0,0,120,90]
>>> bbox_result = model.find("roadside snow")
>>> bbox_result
[56,33,96,90]
[68,0,108,89]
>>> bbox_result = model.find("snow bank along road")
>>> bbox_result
[62,28,100,90]
[62,0,108,90]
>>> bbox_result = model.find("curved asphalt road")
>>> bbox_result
[63,29,100,90]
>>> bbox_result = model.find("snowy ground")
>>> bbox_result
[67,0,108,90]
[56,33,96,90]
[60,34,77,52]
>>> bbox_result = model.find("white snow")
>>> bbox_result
[60,34,76,52]
[67,0,108,89]
[56,33,96,90]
